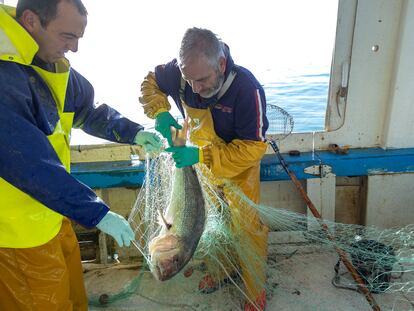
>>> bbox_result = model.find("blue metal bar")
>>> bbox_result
[70,147,414,188]
[71,160,145,189]
[261,147,414,181]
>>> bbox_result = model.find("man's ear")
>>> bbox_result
[219,57,226,74]
[19,10,41,33]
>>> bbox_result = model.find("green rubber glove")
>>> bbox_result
[155,112,182,147]
[96,211,135,247]
[165,146,199,168]
[134,131,163,153]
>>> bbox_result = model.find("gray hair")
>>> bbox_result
[179,27,225,69]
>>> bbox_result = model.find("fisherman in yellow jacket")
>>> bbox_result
[0,0,162,310]
[140,27,269,311]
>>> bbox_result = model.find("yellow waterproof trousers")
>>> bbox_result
[185,103,268,301]
[225,184,268,300]
[0,218,88,311]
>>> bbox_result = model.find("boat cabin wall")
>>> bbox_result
[282,0,414,154]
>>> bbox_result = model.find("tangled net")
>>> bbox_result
[123,153,414,309]
[129,152,265,302]
[86,103,413,309]
[87,152,413,310]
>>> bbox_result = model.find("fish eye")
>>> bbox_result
[172,255,180,266]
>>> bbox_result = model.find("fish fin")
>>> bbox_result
[158,209,172,230]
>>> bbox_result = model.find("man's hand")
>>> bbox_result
[96,211,135,247]
[155,112,182,147]
[134,131,162,153]
[165,146,199,168]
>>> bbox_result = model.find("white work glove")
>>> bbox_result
[96,211,135,247]
[134,130,163,153]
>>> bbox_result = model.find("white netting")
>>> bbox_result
[122,153,414,310]
[88,105,413,310]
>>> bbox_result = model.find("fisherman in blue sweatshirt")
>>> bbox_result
[140,27,269,311]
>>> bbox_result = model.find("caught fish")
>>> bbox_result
[148,165,205,281]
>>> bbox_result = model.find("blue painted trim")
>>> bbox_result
[70,147,414,188]
[71,160,145,189]
[261,147,414,181]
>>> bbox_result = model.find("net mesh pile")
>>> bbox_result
[108,153,414,310]
[88,106,413,310]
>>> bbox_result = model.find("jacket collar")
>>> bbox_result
[222,43,236,79]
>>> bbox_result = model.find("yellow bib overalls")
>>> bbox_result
[185,102,268,302]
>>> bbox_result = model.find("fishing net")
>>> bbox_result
[87,105,414,310]
[130,152,269,300]
[86,152,414,311]
[266,103,294,138]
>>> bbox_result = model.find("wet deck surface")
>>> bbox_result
[86,237,413,311]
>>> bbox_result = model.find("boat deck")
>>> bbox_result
[85,233,413,311]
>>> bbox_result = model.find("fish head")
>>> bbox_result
[148,233,190,281]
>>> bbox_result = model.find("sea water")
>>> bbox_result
[262,69,329,133]
[70,69,330,145]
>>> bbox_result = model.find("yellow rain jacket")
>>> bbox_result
[0,5,71,247]
[0,5,141,248]
[0,5,141,310]
[0,5,89,310]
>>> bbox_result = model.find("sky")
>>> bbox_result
[4,0,338,144]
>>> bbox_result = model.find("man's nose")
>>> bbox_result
[191,81,202,94]
[68,40,79,53]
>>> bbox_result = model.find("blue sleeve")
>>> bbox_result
[233,74,269,142]
[0,62,108,228]
[69,69,144,144]
[154,59,182,104]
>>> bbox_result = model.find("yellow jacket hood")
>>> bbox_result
[0,4,39,66]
